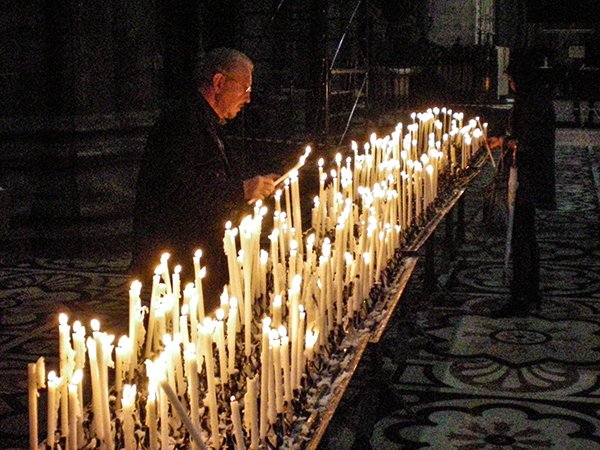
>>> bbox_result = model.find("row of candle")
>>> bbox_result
[29,107,486,449]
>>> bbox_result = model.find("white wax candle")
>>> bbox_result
[297,306,306,388]
[259,317,271,439]
[172,265,181,333]
[58,313,70,437]
[160,381,208,450]
[202,321,220,449]
[230,396,246,450]
[226,298,238,376]
[180,303,190,347]
[184,344,201,450]
[214,309,228,383]
[128,280,141,372]
[46,371,59,448]
[272,294,282,328]
[67,379,78,450]
[270,330,283,413]
[85,336,103,439]
[160,253,172,296]
[159,376,169,450]
[196,267,206,323]
[93,324,114,450]
[122,384,136,450]
[145,266,162,358]
[245,377,259,449]
[28,363,38,450]
[279,331,292,404]
[188,286,199,345]
[146,384,158,450]
[172,335,186,397]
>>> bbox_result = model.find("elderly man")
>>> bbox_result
[131,48,276,310]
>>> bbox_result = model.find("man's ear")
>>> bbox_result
[212,72,227,92]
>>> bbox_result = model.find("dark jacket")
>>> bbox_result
[131,92,247,308]
[509,81,556,210]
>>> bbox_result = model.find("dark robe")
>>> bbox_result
[507,80,556,304]
[131,92,248,311]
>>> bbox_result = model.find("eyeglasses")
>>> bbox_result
[224,74,252,93]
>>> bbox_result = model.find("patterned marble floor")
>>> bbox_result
[0,131,598,449]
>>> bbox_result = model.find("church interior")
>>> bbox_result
[1,1,599,449]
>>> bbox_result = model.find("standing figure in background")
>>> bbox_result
[488,48,556,317]
[131,48,277,310]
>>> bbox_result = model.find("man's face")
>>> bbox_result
[214,64,252,121]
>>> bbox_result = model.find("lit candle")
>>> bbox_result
[172,265,181,333]
[297,305,306,388]
[28,363,38,450]
[270,329,283,413]
[91,320,113,450]
[159,365,169,450]
[85,335,103,439]
[259,249,268,307]
[72,320,85,426]
[272,294,282,328]
[193,250,206,322]
[187,283,199,345]
[172,334,186,396]
[67,370,82,450]
[259,316,271,439]
[290,169,303,253]
[122,384,136,450]
[145,265,162,357]
[46,371,59,448]
[214,308,228,383]
[58,313,71,438]
[226,298,238,376]
[184,344,201,450]
[180,303,190,347]
[115,335,132,405]
[128,280,141,372]
[279,326,292,404]
[160,252,172,296]
[146,382,159,450]
[201,320,220,449]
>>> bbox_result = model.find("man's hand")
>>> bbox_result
[487,136,504,151]
[243,173,279,201]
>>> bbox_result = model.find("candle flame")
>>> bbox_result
[130,280,142,292]
[58,312,69,326]
[278,325,287,337]
[91,319,100,332]
[269,329,280,341]
[70,369,83,386]
[118,335,131,348]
